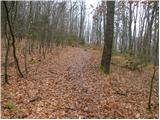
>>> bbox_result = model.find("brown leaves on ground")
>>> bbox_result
[1,46,159,119]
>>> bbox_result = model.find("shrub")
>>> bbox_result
[4,101,15,110]
[100,64,104,70]
[125,56,147,71]
[112,49,120,56]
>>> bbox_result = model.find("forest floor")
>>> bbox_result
[1,46,159,119]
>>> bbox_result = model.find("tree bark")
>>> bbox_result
[3,1,23,78]
[4,22,10,84]
[101,1,115,74]
[148,20,159,111]
[128,2,132,52]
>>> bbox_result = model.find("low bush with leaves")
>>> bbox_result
[4,101,15,110]
[99,64,105,73]
[125,55,147,71]
[112,49,121,56]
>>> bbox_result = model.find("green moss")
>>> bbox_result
[4,101,15,110]
[99,64,106,74]
[99,64,112,74]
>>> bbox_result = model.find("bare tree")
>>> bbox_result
[128,1,132,53]
[3,1,23,78]
[4,21,10,83]
[148,1,159,111]
[101,1,115,74]
[148,28,158,111]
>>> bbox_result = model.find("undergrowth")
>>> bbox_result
[4,101,15,110]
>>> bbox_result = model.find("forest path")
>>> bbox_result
[1,46,159,119]
[26,47,103,118]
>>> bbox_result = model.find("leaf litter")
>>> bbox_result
[1,46,159,119]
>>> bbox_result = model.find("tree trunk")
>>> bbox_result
[128,2,132,52]
[4,22,10,84]
[147,1,157,62]
[3,1,23,78]
[23,47,28,74]
[101,1,115,74]
[148,21,159,111]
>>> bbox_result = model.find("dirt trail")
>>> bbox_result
[1,47,159,119]
[27,47,103,118]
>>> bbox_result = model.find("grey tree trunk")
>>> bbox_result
[101,1,115,74]
[128,2,132,52]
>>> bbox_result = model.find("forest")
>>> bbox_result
[1,0,159,119]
